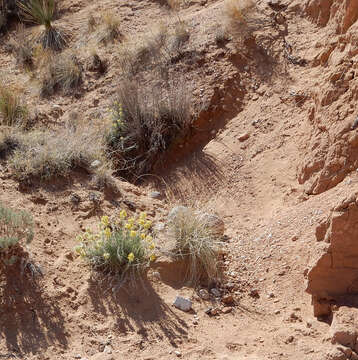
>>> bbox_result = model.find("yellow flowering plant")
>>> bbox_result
[74,210,157,282]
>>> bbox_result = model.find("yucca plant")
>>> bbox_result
[17,0,67,51]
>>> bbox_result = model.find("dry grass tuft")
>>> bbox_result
[97,12,121,44]
[0,85,29,127]
[106,78,191,179]
[224,0,257,39]
[39,50,82,97]
[8,124,109,182]
[6,25,33,69]
[167,207,223,284]
[117,20,189,75]
[0,202,34,265]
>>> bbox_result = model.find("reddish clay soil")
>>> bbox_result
[2,0,358,359]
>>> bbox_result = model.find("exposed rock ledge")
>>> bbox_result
[307,190,358,317]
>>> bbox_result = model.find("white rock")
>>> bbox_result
[210,288,221,297]
[149,191,161,199]
[173,296,192,312]
[91,160,101,169]
[198,289,210,300]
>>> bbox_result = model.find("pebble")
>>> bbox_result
[199,289,210,300]
[222,295,234,305]
[222,306,232,314]
[152,271,161,281]
[210,288,221,297]
[91,160,102,169]
[173,296,192,312]
[238,132,250,141]
[249,289,260,298]
[274,310,280,315]
[149,191,161,199]
[174,350,182,357]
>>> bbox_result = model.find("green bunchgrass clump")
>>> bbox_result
[0,85,29,127]
[39,50,82,97]
[75,211,157,285]
[17,0,67,51]
[8,124,108,181]
[106,79,191,179]
[0,202,34,265]
[168,207,222,284]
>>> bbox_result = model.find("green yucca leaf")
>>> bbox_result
[17,0,55,29]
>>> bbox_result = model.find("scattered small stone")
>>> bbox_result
[74,355,81,359]
[91,160,102,169]
[210,288,221,297]
[174,350,182,357]
[103,345,112,354]
[222,295,234,305]
[173,296,192,312]
[249,289,260,298]
[70,193,81,204]
[274,310,281,315]
[149,191,161,199]
[285,335,294,344]
[152,271,161,281]
[198,289,210,300]
[238,132,250,141]
[222,306,232,314]
[193,319,198,325]
[205,307,219,316]
[267,292,275,299]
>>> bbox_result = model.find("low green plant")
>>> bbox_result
[17,0,67,51]
[0,202,34,263]
[75,211,156,284]
[168,207,222,284]
[0,85,29,126]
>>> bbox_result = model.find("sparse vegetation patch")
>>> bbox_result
[106,79,191,179]
[75,211,157,285]
[0,202,34,265]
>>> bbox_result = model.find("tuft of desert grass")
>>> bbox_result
[8,124,110,182]
[17,0,67,51]
[0,85,29,127]
[97,12,121,45]
[167,207,223,284]
[224,0,257,39]
[6,24,33,69]
[106,78,191,179]
[0,201,34,258]
[39,50,82,97]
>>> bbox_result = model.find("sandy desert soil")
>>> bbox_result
[1,0,358,359]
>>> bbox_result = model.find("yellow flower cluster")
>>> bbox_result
[111,102,124,130]
[74,210,157,267]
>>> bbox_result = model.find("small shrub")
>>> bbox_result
[8,125,107,181]
[6,25,33,69]
[0,85,29,126]
[39,50,82,97]
[117,21,189,75]
[74,211,157,284]
[97,12,121,45]
[106,79,191,178]
[0,202,34,264]
[87,13,97,32]
[0,127,23,159]
[17,0,67,51]
[224,0,257,39]
[167,207,222,284]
